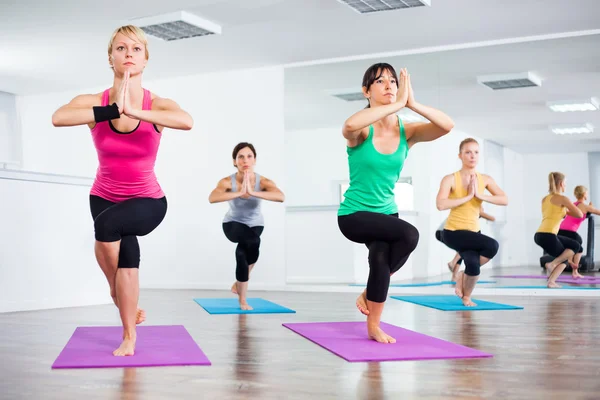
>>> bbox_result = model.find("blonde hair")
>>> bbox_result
[107,25,149,64]
[459,138,479,153]
[548,172,565,194]
[574,185,588,200]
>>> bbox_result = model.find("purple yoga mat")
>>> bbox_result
[52,325,211,369]
[493,275,600,284]
[283,321,492,362]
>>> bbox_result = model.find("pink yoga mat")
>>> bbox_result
[493,275,600,284]
[283,321,492,362]
[52,325,211,369]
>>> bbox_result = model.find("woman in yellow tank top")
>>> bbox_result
[436,138,508,306]
[533,172,583,287]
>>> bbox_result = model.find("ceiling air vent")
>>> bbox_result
[477,72,542,90]
[331,92,366,102]
[338,0,431,14]
[129,11,222,41]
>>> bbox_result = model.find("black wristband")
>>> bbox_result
[93,103,120,122]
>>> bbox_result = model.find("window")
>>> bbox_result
[339,177,414,211]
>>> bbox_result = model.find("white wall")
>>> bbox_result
[497,147,527,267]
[0,175,106,313]
[0,91,21,165]
[522,152,590,266]
[4,66,286,312]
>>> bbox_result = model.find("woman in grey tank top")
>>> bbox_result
[208,142,285,310]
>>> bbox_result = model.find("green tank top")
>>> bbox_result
[338,116,409,216]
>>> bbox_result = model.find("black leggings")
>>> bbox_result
[557,230,584,253]
[223,222,264,282]
[338,211,419,303]
[435,230,462,265]
[442,230,499,277]
[90,195,168,268]
[534,232,582,257]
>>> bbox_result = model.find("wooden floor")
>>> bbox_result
[3,270,600,399]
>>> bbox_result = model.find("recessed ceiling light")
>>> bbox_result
[550,123,594,135]
[547,97,599,112]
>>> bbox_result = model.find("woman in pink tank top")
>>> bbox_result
[51,25,193,357]
[558,185,600,278]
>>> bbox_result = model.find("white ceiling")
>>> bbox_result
[1,0,599,95]
[1,0,599,153]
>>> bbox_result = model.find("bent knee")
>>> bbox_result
[94,216,121,242]
[406,226,420,251]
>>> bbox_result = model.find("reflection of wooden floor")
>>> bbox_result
[2,281,599,399]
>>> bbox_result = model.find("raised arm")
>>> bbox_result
[479,206,496,221]
[405,75,454,148]
[249,177,285,203]
[208,177,243,204]
[342,68,409,142]
[578,202,600,216]
[129,96,193,131]
[51,94,102,128]
[436,174,474,211]
[475,175,508,206]
[554,195,584,218]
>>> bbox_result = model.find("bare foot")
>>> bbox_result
[113,338,136,356]
[239,301,253,311]
[572,270,584,279]
[462,297,477,307]
[231,282,238,295]
[356,290,370,315]
[454,271,464,298]
[136,309,146,325]
[547,282,562,288]
[545,262,556,277]
[368,325,396,343]
[448,262,459,282]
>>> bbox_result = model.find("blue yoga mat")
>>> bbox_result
[193,298,296,314]
[350,282,445,288]
[495,285,600,290]
[440,280,497,285]
[390,295,523,311]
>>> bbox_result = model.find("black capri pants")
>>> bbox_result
[90,195,168,268]
[223,221,264,282]
[557,229,584,253]
[338,211,420,303]
[442,229,499,277]
[435,229,462,266]
[534,232,582,257]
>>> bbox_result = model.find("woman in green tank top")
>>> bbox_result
[338,63,454,344]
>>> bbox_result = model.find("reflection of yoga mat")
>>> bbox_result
[51,325,211,369]
[495,285,600,290]
[350,280,496,288]
[492,275,600,285]
[193,298,296,314]
[391,295,523,311]
[350,282,441,287]
[282,321,492,362]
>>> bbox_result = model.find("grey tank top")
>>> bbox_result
[223,173,264,227]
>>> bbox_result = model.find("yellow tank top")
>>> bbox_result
[537,194,567,234]
[444,171,485,232]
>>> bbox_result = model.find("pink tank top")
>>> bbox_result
[89,88,164,203]
[559,201,585,232]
